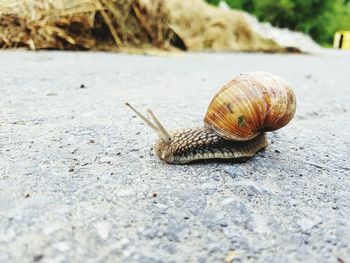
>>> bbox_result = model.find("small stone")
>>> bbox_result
[162,243,177,254]
[33,254,44,262]
[154,203,168,210]
[25,193,30,198]
[142,228,158,239]
[152,192,158,197]
[298,216,322,231]
[54,242,70,252]
[80,84,86,89]
[99,156,114,164]
[117,189,133,197]
[224,250,236,263]
[13,121,26,125]
[120,238,130,246]
[166,231,179,242]
[95,221,111,239]
[122,246,135,258]
[221,197,234,206]
[246,185,260,196]
[46,92,58,96]
[201,183,216,189]
[223,166,245,178]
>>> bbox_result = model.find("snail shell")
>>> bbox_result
[204,71,296,141]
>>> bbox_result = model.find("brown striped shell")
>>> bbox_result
[204,72,296,141]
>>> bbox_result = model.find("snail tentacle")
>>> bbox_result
[126,102,171,142]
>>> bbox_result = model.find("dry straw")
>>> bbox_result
[0,0,283,52]
[165,0,281,52]
[0,0,171,50]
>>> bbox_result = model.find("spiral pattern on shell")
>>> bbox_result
[204,71,296,141]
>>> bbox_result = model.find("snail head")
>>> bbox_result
[126,103,174,162]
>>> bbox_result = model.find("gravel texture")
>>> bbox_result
[0,50,350,263]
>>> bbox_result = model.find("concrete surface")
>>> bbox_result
[0,50,350,263]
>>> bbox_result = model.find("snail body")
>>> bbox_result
[154,127,268,164]
[127,71,296,164]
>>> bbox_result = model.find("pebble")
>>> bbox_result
[95,221,111,240]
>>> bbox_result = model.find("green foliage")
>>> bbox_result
[206,0,350,45]
[206,0,221,5]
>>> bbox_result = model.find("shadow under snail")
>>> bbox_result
[126,71,296,164]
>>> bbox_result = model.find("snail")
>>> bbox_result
[126,71,296,164]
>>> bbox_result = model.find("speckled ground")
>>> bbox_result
[0,50,349,263]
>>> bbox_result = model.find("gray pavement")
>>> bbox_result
[0,50,350,263]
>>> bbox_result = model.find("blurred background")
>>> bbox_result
[0,0,349,54]
[207,0,350,46]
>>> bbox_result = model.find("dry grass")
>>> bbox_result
[0,0,284,52]
[0,0,171,50]
[165,0,282,52]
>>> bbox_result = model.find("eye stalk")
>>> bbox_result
[125,102,172,143]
